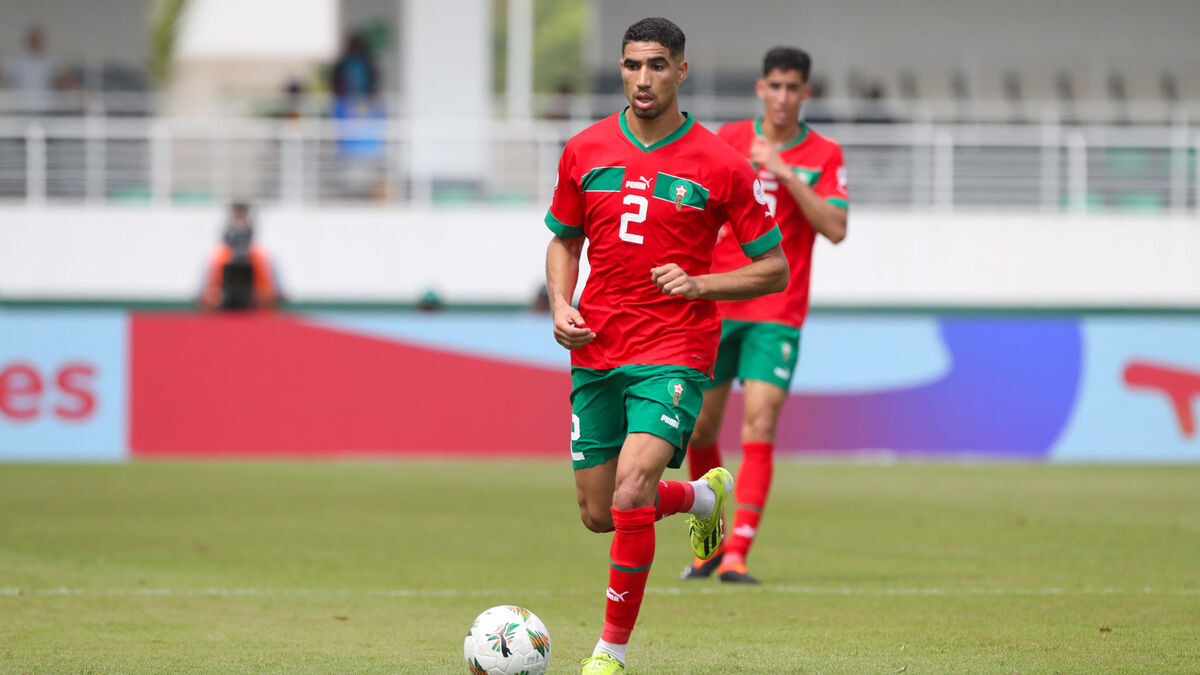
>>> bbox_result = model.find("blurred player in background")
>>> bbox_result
[681,46,849,584]
[544,18,788,674]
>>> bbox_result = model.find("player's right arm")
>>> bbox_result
[751,136,848,244]
[544,143,595,351]
[546,235,594,349]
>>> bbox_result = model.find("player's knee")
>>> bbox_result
[743,415,779,442]
[690,420,719,448]
[611,474,655,511]
[578,505,613,533]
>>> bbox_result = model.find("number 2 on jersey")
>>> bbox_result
[619,194,647,244]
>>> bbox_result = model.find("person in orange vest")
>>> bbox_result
[199,203,283,311]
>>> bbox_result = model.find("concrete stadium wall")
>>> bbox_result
[592,0,1200,99]
[1,205,1198,308]
[0,0,149,72]
[2,310,1198,462]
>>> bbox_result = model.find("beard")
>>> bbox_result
[631,104,661,119]
[629,93,669,119]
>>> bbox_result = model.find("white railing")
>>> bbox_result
[2,88,1197,126]
[0,114,1196,214]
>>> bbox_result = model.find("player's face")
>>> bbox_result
[619,41,688,120]
[756,68,810,127]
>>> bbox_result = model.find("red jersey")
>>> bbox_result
[546,110,781,374]
[710,119,848,328]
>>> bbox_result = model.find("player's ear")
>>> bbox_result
[755,78,767,101]
[676,59,688,85]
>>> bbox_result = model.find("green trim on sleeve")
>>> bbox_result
[545,210,584,238]
[740,226,782,257]
[581,166,626,192]
[826,197,849,210]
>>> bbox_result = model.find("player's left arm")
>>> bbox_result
[751,137,847,244]
[653,162,788,300]
[652,243,787,300]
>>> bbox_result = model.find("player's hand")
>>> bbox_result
[552,304,595,350]
[651,263,702,300]
[750,135,789,178]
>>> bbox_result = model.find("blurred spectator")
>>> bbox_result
[331,32,378,104]
[330,32,386,199]
[199,203,284,311]
[1055,71,1078,125]
[1003,70,1028,124]
[1108,71,1130,125]
[802,75,834,124]
[1160,71,1178,104]
[417,288,443,312]
[273,79,308,120]
[544,81,575,121]
[853,81,894,124]
[1,26,76,115]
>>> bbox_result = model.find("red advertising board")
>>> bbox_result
[130,314,570,456]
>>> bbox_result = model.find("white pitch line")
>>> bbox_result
[1,586,1197,598]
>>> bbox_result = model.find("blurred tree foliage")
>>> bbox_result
[149,0,188,85]
[493,0,587,96]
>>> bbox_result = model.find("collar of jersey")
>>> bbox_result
[618,108,695,152]
[754,117,808,150]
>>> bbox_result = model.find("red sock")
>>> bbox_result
[654,480,695,521]
[725,441,773,560]
[601,506,656,644]
[687,443,722,481]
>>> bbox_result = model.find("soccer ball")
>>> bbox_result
[463,605,551,675]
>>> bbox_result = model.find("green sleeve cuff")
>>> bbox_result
[545,210,584,238]
[826,197,849,210]
[739,226,782,258]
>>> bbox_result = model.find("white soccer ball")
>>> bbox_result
[463,605,551,675]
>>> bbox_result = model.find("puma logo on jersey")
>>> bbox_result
[624,175,652,190]
[660,414,680,429]
[606,588,629,602]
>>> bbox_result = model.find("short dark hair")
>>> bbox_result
[763,46,811,81]
[622,18,685,60]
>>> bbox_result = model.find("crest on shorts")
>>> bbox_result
[670,179,692,212]
[668,379,685,407]
[781,341,793,363]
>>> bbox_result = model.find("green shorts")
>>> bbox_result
[569,365,708,470]
[708,319,802,390]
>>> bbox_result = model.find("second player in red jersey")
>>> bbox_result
[710,117,847,328]
[683,46,849,586]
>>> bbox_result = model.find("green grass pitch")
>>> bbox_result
[2,460,1198,673]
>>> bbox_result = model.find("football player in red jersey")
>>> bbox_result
[544,18,789,675]
[682,47,849,585]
